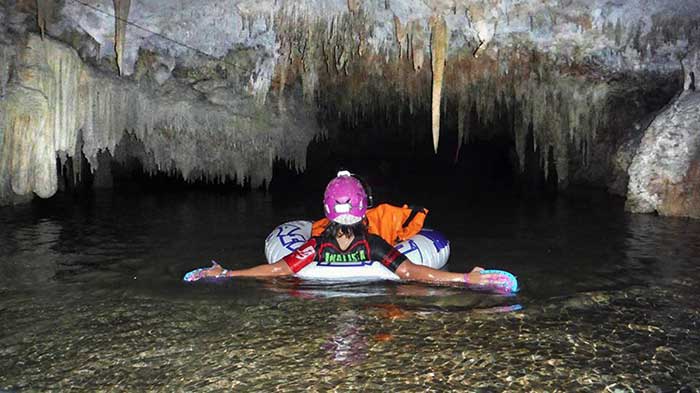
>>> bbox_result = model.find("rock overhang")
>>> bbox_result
[44,0,699,75]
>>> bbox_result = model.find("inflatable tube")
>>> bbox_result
[264,221,450,281]
[394,229,450,269]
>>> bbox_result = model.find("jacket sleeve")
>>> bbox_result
[282,238,318,273]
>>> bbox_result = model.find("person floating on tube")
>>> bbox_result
[184,171,518,294]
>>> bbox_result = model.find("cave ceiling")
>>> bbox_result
[49,0,698,161]
[1,0,699,214]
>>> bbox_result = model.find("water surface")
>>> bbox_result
[1,189,699,392]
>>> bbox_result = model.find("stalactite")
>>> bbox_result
[429,15,447,153]
[1,33,84,201]
[433,48,611,186]
[410,21,425,72]
[456,95,465,163]
[12,0,694,201]
[35,0,53,39]
[276,41,290,111]
[113,0,131,76]
[250,55,277,106]
[394,15,406,60]
[0,44,12,98]
[0,86,52,197]
[0,35,319,203]
[347,0,361,14]
[301,26,323,104]
[302,49,320,103]
[62,3,627,188]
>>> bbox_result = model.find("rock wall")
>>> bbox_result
[0,34,320,205]
[625,43,700,219]
[626,90,700,218]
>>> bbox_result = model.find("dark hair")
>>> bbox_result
[320,219,369,240]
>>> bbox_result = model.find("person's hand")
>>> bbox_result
[183,260,228,282]
[464,266,485,285]
[464,267,519,294]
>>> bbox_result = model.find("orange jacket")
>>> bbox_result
[311,203,428,246]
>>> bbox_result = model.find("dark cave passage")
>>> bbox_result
[270,106,560,206]
[52,111,566,207]
[48,68,681,209]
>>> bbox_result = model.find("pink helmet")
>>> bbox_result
[323,171,368,225]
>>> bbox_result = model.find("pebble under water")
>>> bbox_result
[0,187,699,392]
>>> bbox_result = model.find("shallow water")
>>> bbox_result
[1,188,699,392]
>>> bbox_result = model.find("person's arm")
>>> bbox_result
[396,261,518,293]
[182,260,293,281]
[368,234,510,288]
[394,260,484,285]
[183,238,318,281]
[220,260,293,277]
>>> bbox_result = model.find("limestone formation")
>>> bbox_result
[626,91,700,218]
[0,0,699,217]
[429,15,447,154]
[625,42,700,218]
[0,35,318,204]
[36,0,53,39]
[113,0,131,76]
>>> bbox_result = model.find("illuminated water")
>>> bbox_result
[1,188,699,392]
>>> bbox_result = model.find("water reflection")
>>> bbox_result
[260,277,520,310]
[624,214,700,285]
[0,218,62,289]
[321,310,368,365]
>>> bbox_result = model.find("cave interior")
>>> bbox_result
[1,0,699,217]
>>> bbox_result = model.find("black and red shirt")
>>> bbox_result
[282,234,408,273]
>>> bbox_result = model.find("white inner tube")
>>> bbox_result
[264,221,450,281]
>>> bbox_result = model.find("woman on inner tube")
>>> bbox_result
[184,171,517,293]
